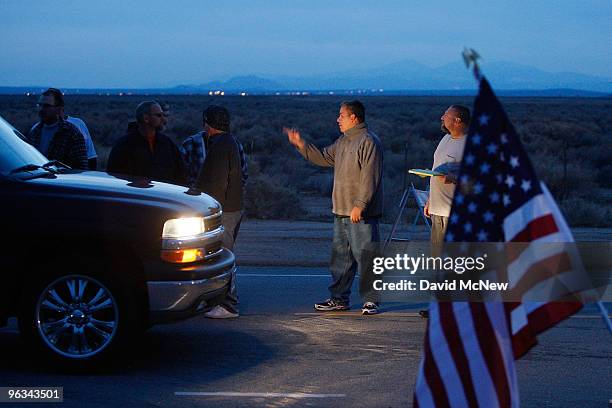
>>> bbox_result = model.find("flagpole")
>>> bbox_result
[596,302,612,334]
[462,47,482,82]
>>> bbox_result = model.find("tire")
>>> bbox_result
[18,259,144,366]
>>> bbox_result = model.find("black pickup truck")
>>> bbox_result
[0,115,235,363]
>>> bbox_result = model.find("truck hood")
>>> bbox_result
[23,170,221,217]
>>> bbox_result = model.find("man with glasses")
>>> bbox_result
[26,88,88,169]
[284,100,384,315]
[107,101,186,185]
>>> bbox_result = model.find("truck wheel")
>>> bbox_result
[35,274,119,359]
[19,264,143,365]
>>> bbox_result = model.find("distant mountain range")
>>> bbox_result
[1,60,611,96]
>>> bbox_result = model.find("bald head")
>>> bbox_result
[136,101,162,123]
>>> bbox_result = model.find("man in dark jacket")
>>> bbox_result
[107,101,186,185]
[194,105,244,318]
[27,88,88,170]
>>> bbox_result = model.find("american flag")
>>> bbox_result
[413,78,583,407]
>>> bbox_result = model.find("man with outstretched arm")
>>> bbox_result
[284,100,384,315]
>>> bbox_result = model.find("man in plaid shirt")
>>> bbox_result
[26,88,87,170]
[179,129,207,186]
[179,110,248,188]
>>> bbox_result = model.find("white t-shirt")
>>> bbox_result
[39,122,59,156]
[66,116,97,159]
[428,134,466,217]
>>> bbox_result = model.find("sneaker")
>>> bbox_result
[418,309,429,319]
[362,302,379,315]
[314,298,349,311]
[204,305,239,319]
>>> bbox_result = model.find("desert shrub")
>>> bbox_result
[298,173,334,196]
[244,174,305,219]
[560,197,612,227]
[1,94,610,226]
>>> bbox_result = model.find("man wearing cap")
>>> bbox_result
[107,101,186,185]
[192,105,245,318]
[26,88,88,170]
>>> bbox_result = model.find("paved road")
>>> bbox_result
[0,267,610,407]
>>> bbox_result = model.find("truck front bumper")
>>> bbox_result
[147,265,235,323]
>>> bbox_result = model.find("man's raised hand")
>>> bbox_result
[283,127,305,150]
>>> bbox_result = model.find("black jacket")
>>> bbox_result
[195,132,243,212]
[107,123,186,186]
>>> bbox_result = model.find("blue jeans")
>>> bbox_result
[329,216,380,304]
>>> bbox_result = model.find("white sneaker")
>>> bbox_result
[204,305,239,319]
[362,302,379,315]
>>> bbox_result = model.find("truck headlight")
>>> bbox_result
[162,217,205,238]
[161,217,207,263]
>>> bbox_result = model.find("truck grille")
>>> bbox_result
[205,241,223,258]
[205,213,222,233]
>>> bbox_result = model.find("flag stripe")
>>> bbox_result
[509,214,558,243]
[429,306,470,407]
[511,301,582,357]
[506,241,569,284]
[422,324,452,408]
[511,322,538,358]
[438,302,479,407]
[503,192,556,241]
[484,302,519,407]
[414,356,435,408]
[527,301,583,336]
[469,303,511,407]
[511,252,572,298]
[453,302,500,408]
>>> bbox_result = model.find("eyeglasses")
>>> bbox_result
[148,113,164,118]
[37,103,58,108]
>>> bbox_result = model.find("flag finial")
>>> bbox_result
[462,47,482,81]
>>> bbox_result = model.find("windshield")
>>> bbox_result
[0,115,48,176]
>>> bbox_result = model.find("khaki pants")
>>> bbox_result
[430,215,448,257]
[220,210,243,313]
[430,215,449,243]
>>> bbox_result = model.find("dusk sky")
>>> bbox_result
[1,0,611,88]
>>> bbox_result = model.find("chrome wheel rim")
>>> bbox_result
[35,275,119,359]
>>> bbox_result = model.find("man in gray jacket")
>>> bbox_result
[284,100,384,315]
